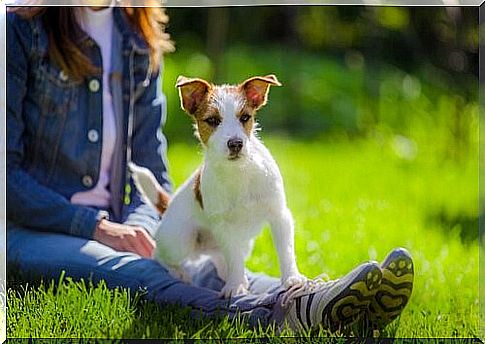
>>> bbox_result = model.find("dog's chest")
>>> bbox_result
[200,158,280,224]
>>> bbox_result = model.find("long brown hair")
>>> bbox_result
[10,2,174,81]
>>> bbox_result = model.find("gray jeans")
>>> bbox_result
[7,226,286,327]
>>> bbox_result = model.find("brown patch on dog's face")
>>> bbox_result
[237,107,256,137]
[193,106,222,145]
[176,75,224,146]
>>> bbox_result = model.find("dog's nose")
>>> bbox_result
[227,138,243,154]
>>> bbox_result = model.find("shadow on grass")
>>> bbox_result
[426,210,479,245]
[6,262,45,293]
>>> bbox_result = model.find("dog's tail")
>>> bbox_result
[128,162,171,215]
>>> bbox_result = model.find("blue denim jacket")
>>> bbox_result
[7,8,171,239]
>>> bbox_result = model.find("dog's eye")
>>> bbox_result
[240,114,251,123]
[204,117,221,127]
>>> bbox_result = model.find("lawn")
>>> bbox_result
[6,135,479,339]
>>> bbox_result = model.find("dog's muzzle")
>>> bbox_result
[227,138,243,159]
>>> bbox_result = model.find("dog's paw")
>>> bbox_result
[282,274,307,289]
[219,281,249,298]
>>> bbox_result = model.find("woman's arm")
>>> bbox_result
[6,13,101,239]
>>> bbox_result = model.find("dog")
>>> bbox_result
[129,75,306,297]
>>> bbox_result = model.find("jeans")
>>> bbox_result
[7,226,286,327]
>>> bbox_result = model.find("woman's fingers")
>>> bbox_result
[126,227,155,258]
[93,219,156,258]
[135,228,156,257]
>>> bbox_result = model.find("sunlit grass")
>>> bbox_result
[7,136,479,338]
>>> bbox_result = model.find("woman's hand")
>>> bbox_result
[93,219,156,258]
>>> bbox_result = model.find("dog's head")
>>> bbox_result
[176,75,281,162]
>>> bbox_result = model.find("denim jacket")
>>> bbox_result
[7,8,171,239]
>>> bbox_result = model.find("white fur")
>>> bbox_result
[131,86,305,297]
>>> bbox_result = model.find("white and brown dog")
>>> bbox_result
[130,75,306,297]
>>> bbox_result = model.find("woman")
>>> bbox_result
[6,1,414,334]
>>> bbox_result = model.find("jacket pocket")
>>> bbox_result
[34,63,76,117]
[29,62,76,183]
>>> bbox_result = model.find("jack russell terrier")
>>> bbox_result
[129,75,306,297]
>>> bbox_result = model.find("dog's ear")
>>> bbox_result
[176,76,212,115]
[240,75,282,110]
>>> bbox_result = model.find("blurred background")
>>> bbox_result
[161,6,479,244]
[162,6,478,160]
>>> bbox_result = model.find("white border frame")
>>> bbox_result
[5,0,485,6]
[1,1,6,343]
[0,1,482,343]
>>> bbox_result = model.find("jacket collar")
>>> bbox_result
[113,7,150,55]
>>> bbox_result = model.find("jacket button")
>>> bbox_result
[89,79,100,93]
[87,129,99,143]
[82,175,94,188]
[59,70,68,81]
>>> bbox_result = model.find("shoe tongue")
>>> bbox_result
[283,277,339,306]
[305,278,340,296]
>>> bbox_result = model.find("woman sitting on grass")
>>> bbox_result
[6,0,414,334]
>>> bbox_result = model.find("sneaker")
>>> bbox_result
[365,247,414,330]
[276,261,382,333]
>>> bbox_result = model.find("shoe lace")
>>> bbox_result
[280,273,339,308]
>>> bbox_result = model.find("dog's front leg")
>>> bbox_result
[270,207,307,288]
[154,221,196,284]
[218,240,250,298]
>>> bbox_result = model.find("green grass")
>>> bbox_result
[7,135,479,339]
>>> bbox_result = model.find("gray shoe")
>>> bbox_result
[365,247,414,331]
[277,261,382,333]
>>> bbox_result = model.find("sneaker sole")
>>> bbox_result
[321,262,382,332]
[368,248,414,328]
